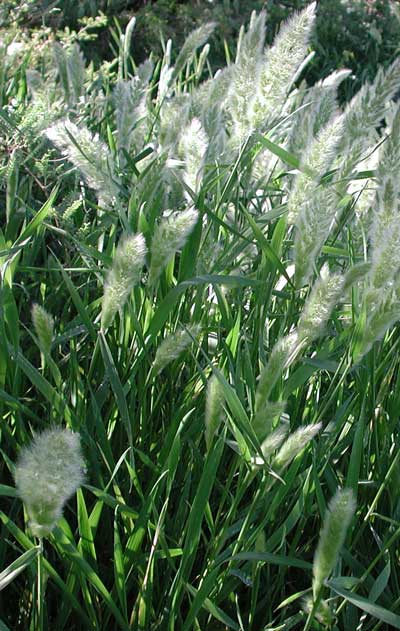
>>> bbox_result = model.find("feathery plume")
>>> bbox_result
[287,70,350,161]
[14,429,85,538]
[292,186,337,287]
[114,60,153,157]
[255,331,301,417]
[179,118,208,196]
[342,58,400,151]
[101,233,147,330]
[53,42,70,99]
[302,596,334,626]
[334,58,400,183]
[289,117,347,285]
[31,304,54,355]
[148,208,199,285]
[369,107,400,290]
[343,262,371,291]
[312,488,356,598]
[228,10,266,144]
[195,43,210,82]
[273,422,321,470]
[355,298,400,360]
[172,23,216,81]
[353,106,400,359]
[251,424,289,466]
[152,325,201,375]
[66,43,85,104]
[297,265,345,342]
[252,400,287,443]
[45,120,119,205]
[250,3,316,131]
[205,374,225,451]
[288,115,344,225]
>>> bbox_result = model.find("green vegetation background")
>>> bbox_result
[2,0,399,99]
[2,1,400,630]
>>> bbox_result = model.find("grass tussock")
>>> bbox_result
[1,4,400,629]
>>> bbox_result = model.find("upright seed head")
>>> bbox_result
[45,120,119,205]
[148,208,199,286]
[101,233,147,330]
[252,399,287,443]
[179,118,208,196]
[31,304,54,355]
[14,428,85,538]
[250,2,316,131]
[312,488,356,598]
[205,374,225,451]
[251,423,289,467]
[297,265,345,343]
[255,331,301,418]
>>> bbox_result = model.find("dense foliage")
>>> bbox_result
[1,1,399,99]
[2,3,400,630]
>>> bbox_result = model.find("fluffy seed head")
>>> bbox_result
[302,595,334,626]
[250,3,316,131]
[252,400,287,443]
[287,115,345,225]
[354,299,400,361]
[101,233,147,330]
[342,58,400,151]
[148,208,199,286]
[255,331,301,418]
[179,118,208,195]
[152,324,201,375]
[251,424,289,466]
[298,265,345,343]
[273,422,321,470]
[45,120,119,205]
[14,429,85,538]
[205,374,225,451]
[172,22,216,81]
[292,187,338,287]
[31,304,54,354]
[313,488,356,598]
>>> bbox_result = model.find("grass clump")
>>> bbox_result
[2,4,400,630]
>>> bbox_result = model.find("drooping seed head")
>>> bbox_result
[273,422,321,470]
[152,324,201,375]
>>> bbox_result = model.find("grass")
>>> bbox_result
[1,4,400,630]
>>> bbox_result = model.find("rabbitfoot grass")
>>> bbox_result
[2,4,400,630]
